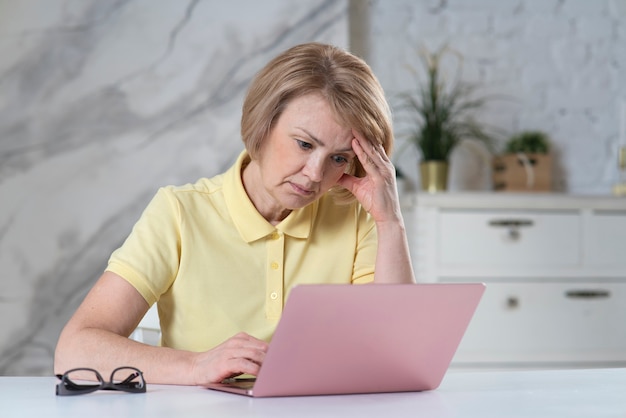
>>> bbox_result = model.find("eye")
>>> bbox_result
[331,155,349,165]
[296,139,312,150]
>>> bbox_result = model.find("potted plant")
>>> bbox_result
[493,130,552,192]
[504,130,550,154]
[398,44,498,192]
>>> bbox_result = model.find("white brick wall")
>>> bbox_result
[367,0,626,194]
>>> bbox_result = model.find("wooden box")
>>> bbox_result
[493,153,552,192]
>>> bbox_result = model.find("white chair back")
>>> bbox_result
[130,304,161,345]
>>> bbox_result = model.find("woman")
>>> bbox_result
[54,42,415,387]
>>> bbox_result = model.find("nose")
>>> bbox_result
[302,155,324,183]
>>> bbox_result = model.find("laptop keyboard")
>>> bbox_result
[223,378,256,389]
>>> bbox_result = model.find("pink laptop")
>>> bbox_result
[207,283,485,397]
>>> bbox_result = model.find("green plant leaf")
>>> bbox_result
[504,131,551,154]
[396,44,504,162]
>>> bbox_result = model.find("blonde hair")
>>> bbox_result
[241,42,393,204]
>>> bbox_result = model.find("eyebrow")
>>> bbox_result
[296,127,354,153]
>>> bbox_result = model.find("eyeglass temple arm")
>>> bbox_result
[119,372,141,385]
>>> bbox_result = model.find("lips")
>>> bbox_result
[290,182,315,195]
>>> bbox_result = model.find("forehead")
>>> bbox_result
[283,93,333,116]
[280,94,349,132]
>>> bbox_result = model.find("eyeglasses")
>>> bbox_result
[55,367,146,396]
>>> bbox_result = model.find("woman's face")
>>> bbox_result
[245,93,356,221]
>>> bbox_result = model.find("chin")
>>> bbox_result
[281,194,318,210]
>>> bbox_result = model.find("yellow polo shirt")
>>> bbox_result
[107,151,376,351]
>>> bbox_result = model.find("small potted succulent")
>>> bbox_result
[493,130,552,192]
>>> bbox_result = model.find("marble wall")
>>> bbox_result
[0,0,348,376]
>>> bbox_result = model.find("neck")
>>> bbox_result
[241,159,291,225]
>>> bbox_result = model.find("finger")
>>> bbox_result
[364,139,391,168]
[212,357,263,384]
[228,346,267,365]
[225,334,268,358]
[352,138,376,172]
[227,357,263,376]
[351,128,371,147]
[227,332,267,345]
[374,141,391,163]
[210,344,267,381]
[352,130,387,168]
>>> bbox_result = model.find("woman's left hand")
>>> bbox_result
[336,130,402,224]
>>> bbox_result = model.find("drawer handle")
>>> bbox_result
[565,289,611,299]
[506,296,520,309]
[488,219,534,228]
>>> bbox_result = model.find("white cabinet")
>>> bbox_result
[586,211,626,267]
[438,210,580,267]
[402,193,626,369]
[460,282,626,365]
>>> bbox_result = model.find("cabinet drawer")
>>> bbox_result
[454,282,626,365]
[586,210,626,267]
[439,210,580,267]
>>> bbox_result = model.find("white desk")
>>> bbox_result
[1,368,625,417]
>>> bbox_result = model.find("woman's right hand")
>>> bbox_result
[191,332,269,386]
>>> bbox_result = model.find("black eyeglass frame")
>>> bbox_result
[55,366,146,396]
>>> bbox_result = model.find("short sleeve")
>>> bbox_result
[106,187,182,305]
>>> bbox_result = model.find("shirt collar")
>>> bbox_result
[223,150,316,243]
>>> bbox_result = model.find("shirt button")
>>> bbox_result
[270,292,278,300]
[271,262,279,270]
[270,232,280,240]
